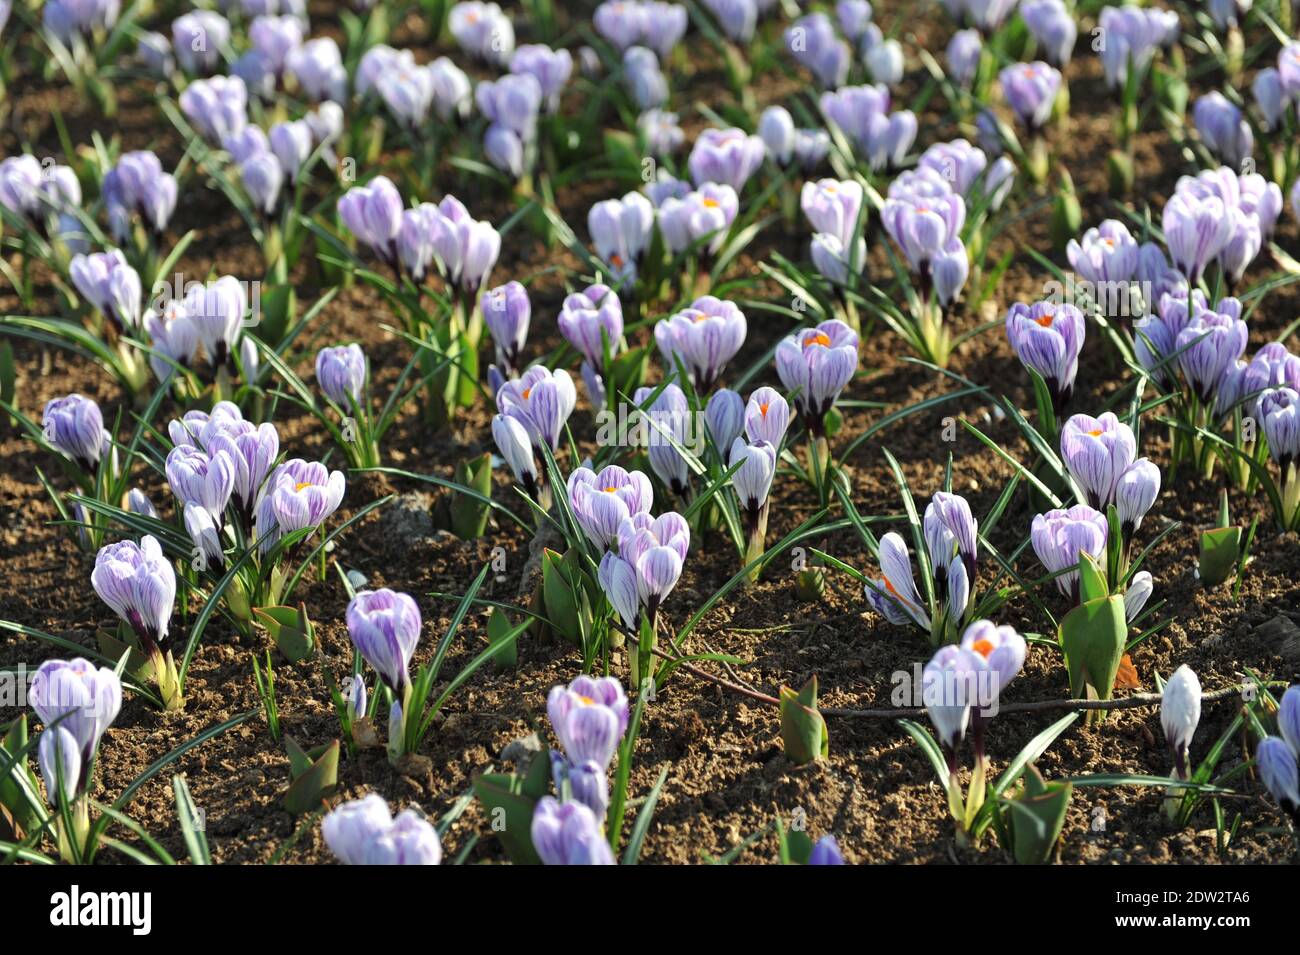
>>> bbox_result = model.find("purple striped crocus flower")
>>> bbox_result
[1030,504,1108,598]
[1004,300,1085,409]
[347,589,422,692]
[775,320,859,431]
[567,465,654,549]
[1059,412,1137,509]
[91,536,177,654]
[653,296,747,391]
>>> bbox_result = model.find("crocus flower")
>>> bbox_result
[922,644,983,754]
[801,178,863,248]
[1004,301,1085,409]
[635,384,696,496]
[775,320,859,431]
[449,1,514,65]
[820,85,915,170]
[703,0,757,42]
[205,419,279,522]
[1193,93,1253,169]
[428,195,502,295]
[1030,504,1108,598]
[999,61,1061,130]
[249,14,303,75]
[656,183,739,257]
[594,1,646,51]
[339,176,403,268]
[1281,686,1300,755]
[639,109,685,157]
[729,438,776,521]
[42,394,108,471]
[185,275,247,370]
[917,139,988,197]
[179,75,248,143]
[704,388,744,451]
[654,296,747,391]
[269,120,313,183]
[924,491,978,583]
[865,531,930,630]
[347,589,422,692]
[166,444,236,523]
[1161,664,1201,779]
[808,834,846,864]
[363,810,443,865]
[547,675,629,770]
[1174,298,1247,401]
[1066,219,1138,286]
[429,57,473,121]
[785,12,851,88]
[622,45,667,110]
[30,658,122,782]
[476,72,543,144]
[172,11,229,75]
[510,44,573,112]
[69,250,142,332]
[959,619,1026,698]
[744,386,790,447]
[641,1,689,59]
[881,180,966,275]
[688,127,766,192]
[316,343,366,407]
[1162,189,1233,283]
[1256,736,1300,817]
[39,727,81,805]
[91,536,176,653]
[267,458,346,533]
[184,505,224,571]
[322,794,393,864]
[1115,458,1160,535]
[1124,570,1153,622]
[1259,388,1300,470]
[286,37,346,102]
[493,413,539,495]
[137,31,174,77]
[241,152,283,215]
[1021,0,1076,65]
[558,283,623,373]
[531,797,616,865]
[496,365,577,451]
[794,129,832,171]
[598,551,641,629]
[102,151,178,237]
[567,465,654,548]
[1059,412,1137,509]
[481,281,530,377]
[128,488,158,518]
[1253,68,1285,131]
[759,106,795,165]
[1098,5,1179,91]
[588,192,653,282]
[946,28,981,86]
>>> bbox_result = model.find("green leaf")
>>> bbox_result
[1059,596,1128,705]
[779,676,828,765]
[1002,766,1072,864]
[1077,552,1109,603]
[255,603,316,662]
[1198,526,1242,587]
[282,739,340,815]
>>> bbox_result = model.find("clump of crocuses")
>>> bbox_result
[546,675,630,822]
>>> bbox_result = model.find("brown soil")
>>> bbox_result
[1,3,1298,865]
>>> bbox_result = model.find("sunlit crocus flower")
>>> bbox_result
[558,284,623,404]
[316,343,366,407]
[449,1,514,65]
[267,458,345,533]
[588,191,653,283]
[91,535,176,656]
[759,106,795,165]
[172,11,229,75]
[241,152,283,215]
[1115,458,1160,535]
[482,281,530,377]
[30,658,122,791]
[496,365,577,451]
[547,675,630,770]
[1059,412,1137,509]
[656,182,739,257]
[784,12,851,88]
[946,29,980,87]
[744,387,790,447]
[593,1,645,53]
[1004,301,1085,410]
[1256,736,1300,820]
[69,250,142,332]
[323,794,443,865]
[180,75,248,144]
[654,296,747,391]
[801,178,863,248]
[775,320,859,433]
[820,85,915,170]
[1161,665,1201,780]
[249,14,303,76]
[635,384,696,496]
[1162,189,1233,283]
[704,388,744,451]
[166,444,236,523]
[42,394,108,472]
[347,589,422,692]
[102,151,177,238]
[1020,0,1076,66]
[428,195,502,296]
[286,37,347,102]
[639,109,685,157]
[865,532,931,630]
[510,44,572,112]
[531,797,616,865]
[1193,93,1253,170]
[1098,4,1179,91]
[567,465,654,548]
[1066,219,1138,285]
[493,413,539,497]
[338,176,403,267]
[1030,504,1109,599]
[688,127,766,192]
[999,61,1060,130]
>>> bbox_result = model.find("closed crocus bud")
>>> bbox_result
[598,552,641,629]
[179,75,249,144]
[1280,686,1300,755]
[30,658,122,771]
[562,759,610,821]
[918,139,987,196]
[864,37,904,87]
[269,120,312,182]
[449,1,514,65]
[959,620,1026,699]
[286,37,347,102]
[347,589,421,692]
[184,504,224,571]
[622,45,667,109]
[315,343,366,407]
[172,11,230,75]
[566,465,654,548]
[641,1,688,59]
[1193,93,1253,170]
[881,185,966,272]
[794,129,832,172]
[322,793,394,864]
[688,127,767,193]
[593,1,644,52]
[166,445,236,523]
[866,532,930,630]
[427,57,472,122]
[774,320,859,430]
[636,543,685,609]
[476,73,543,142]
[703,0,756,42]
[1066,219,1138,285]
[70,250,142,332]
[492,413,538,493]
[729,438,777,516]
[1256,736,1300,816]
[801,178,863,248]
[532,796,616,865]
[745,386,790,447]
[1259,387,1300,468]
[482,281,530,375]
[1253,68,1284,131]
[1059,412,1137,509]
[931,238,969,305]
[185,275,247,368]
[638,109,685,157]
[999,62,1061,130]
[635,384,694,496]
[1115,457,1160,534]
[138,31,175,77]
[38,726,82,804]
[338,176,403,266]
[484,124,525,179]
[240,151,283,215]
[811,233,862,286]
[807,834,846,865]
[249,14,303,74]
[654,296,747,391]
[42,394,107,471]
[759,106,796,165]
[1004,301,1085,408]
[0,154,42,220]
[206,421,279,518]
[364,809,443,865]
[1161,665,1202,779]
[268,459,346,532]
[347,674,367,722]
[946,28,981,87]
[1123,570,1153,622]
[924,491,978,581]
[1021,0,1076,66]
[1030,505,1108,598]
[127,488,158,518]
[705,389,744,451]
[91,536,176,652]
